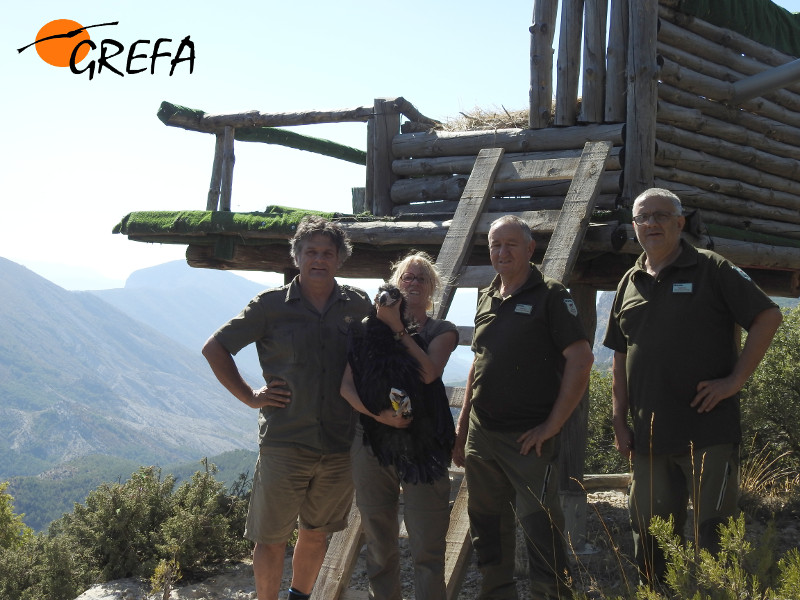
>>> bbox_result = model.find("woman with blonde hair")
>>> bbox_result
[341,250,458,600]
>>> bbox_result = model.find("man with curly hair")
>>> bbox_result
[203,216,371,600]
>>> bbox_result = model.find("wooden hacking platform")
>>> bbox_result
[310,141,612,599]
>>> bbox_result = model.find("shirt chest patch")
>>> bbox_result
[672,282,693,294]
[514,303,533,315]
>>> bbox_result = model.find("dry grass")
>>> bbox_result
[440,106,531,131]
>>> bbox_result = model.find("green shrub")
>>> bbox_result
[1,461,253,597]
[635,514,800,600]
[586,369,631,475]
[156,460,251,577]
[0,531,89,600]
[741,306,800,477]
[52,465,176,580]
[0,481,32,549]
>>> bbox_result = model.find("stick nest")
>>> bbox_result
[440,106,530,131]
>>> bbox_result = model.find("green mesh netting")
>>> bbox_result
[677,0,800,57]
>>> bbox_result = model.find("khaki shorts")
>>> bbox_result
[244,445,354,545]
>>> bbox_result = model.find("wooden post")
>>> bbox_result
[529,0,559,129]
[206,132,225,210]
[623,0,659,204]
[371,98,400,216]
[605,0,629,123]
[365,117,375,215]
[559,284,597,550]
[555,0,584,126]
[219,126,236,211]
[579,0,609,124]
[310,503,364,600]
[351,187,367,214]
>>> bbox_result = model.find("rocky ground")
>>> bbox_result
[75,489,800,600]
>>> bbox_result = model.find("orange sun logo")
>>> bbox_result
[34,19,92,67]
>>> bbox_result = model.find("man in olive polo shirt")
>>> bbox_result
[603,188,782,587]
[453,215,594,600]
[202,216,371,600]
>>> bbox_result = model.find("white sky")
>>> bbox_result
[3,0,800,289]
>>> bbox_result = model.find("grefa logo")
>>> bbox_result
[17,19,195,80]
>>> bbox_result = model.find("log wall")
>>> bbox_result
[655,4,800,250]
[378,0,800,281]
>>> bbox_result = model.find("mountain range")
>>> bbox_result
[0,257,262,480]
[0,257,479,484]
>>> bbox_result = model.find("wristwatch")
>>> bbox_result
[393,328,407,341]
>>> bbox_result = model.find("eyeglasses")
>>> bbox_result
[633,211,680,225]
[400,272,427,284]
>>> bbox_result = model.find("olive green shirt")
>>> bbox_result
[470,265,589,431]
[213,277,371,454]
[604,240,777,454]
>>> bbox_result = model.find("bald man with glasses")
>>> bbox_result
[603,188,782,588]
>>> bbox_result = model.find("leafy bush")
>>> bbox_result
[586,369,631,474]
[156,461,250,576]
[632,514,800,600]
[741,305,800,478]
[52,465,176,580]
[0,461,253,598]
[0,481,32,549]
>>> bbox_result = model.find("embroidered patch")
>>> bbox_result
[563,299,578,316]
[515,303,533,315]
[672,282,693,294]
[733,265,752,281]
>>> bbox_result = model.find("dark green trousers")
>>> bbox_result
[465,411,571,600]
[629,443,740,586]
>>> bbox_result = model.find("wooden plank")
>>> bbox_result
[445,475,472,600]
[540,140,612,281]
[431,153,505,597]
[206,132,225,210]
[390,169,622,205]
[391,123,623,158]
[432,147,505,320]
[445,386,468,408]
[537,141,609,552]
[219,126,235,211]
[392,147,621,177]
[310,501,364,600]
[498,156,581,181]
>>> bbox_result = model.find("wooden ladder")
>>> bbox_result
[312,140,612,600]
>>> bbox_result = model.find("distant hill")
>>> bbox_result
[0,257,256,479]
[94,260,477,386]
[7,449,258,531]
[593,291,614,371]
[91,261,277,380]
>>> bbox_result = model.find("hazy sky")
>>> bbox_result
[3,0,800,289]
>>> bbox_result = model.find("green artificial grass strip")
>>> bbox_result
[112,205,397,238]
[114,206,336,236]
